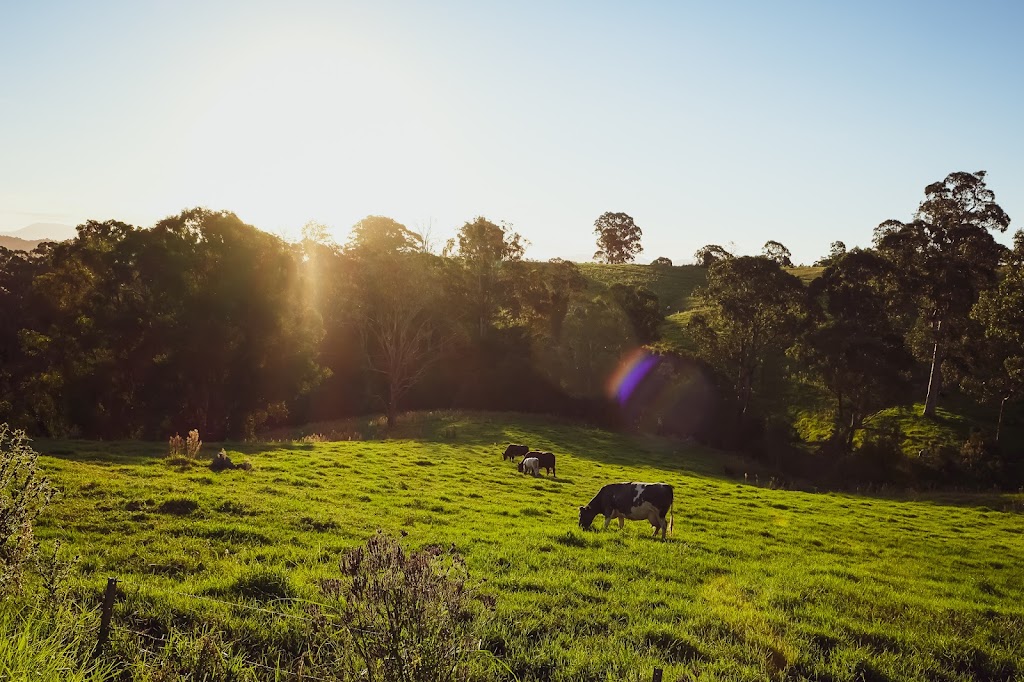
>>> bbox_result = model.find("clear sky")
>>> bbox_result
[2,1,1022,264]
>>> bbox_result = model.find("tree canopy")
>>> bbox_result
[593,212,642,264]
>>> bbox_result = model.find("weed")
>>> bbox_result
[0,424,56,596]
[329,531,490,682]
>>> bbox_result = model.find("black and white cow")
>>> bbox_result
[503,444,530,461]
[578,482,674,539]
[522,451,556,477]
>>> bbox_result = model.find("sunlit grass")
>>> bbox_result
[32,412,1024,681]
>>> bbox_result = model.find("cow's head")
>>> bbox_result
[578,505,598,529]
[517,460,524,473]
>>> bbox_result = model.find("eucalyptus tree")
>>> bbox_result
[688,256,806,423]
[874,171,1010,416]
[795,249,913,450]
[593,212,642,264]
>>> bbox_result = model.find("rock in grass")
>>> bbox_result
[210,448,252,472]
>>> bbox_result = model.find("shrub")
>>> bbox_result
[651,256,673,267]
[1,424,56,596]
[326,532,489,682]
[167,429,202,460]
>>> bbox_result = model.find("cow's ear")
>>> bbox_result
[578,506,585,511]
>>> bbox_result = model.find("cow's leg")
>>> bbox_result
[618,516,624,530]
[603,515,612,530]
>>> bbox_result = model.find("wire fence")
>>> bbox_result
[101,576,342,681]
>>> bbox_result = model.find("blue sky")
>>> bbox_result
[2,1,1021,263]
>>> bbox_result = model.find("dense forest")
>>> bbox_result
[1,171,1021,488]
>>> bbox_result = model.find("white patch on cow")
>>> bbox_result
[521,457,540,476]
[623,500,659,522]
[632,483,648,507]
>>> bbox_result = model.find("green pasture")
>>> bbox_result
[30,412,1024,681]
[577,263,708,313]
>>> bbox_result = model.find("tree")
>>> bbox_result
[608,283,663,345]
[512,258,587,340]
[762,240,794,267]
[444,217,526,339]
[688,256,805,424]
[814,241,847,267]
[969,229,1024,441]
[593,212,642,264]
[346,216,422,256]
[354,254,449,428]
[795,249,913,450]
[874,171,1010,416]
[694,244,732,268]
[650,256,673,267]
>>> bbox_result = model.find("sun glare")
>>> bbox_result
[171,38,450,239]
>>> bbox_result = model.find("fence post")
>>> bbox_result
[92,577,118,658]
[652,668,663,682]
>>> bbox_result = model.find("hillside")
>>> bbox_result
[29,412,1024,681]
[576,263,708,313]
[575,262,823,317]
[0,234,43,251]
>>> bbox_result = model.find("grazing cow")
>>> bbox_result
[523,451,556,477]
[578,482,674,539]
[519,457,540,476]
[503,444,530,461]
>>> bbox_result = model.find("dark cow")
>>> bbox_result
[521,450,555,477]
[578,482,674,539]
[503,444,530,461]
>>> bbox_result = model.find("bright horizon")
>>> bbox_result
[2,1,1022,264]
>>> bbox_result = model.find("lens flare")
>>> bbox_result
[607,348,659,405]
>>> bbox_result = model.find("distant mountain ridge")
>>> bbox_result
[0,222,76,241]
[0,235,44,251]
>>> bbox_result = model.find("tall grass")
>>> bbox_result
[0,602,117,681]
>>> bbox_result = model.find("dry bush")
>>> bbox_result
[325,532,490,682]
[167,434,184,458]
[1,423,56,596]
[168,430,202,460]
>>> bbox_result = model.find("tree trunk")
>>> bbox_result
[997,394,1008,443]
[846,412,857,450]
[922,320,944,417]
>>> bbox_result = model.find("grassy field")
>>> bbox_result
[29,412,1024,681]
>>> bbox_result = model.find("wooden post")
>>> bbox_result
[92,577,118,658]
[652,668,663,682]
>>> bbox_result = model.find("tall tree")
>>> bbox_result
[762,240,794,267]
[444,217,526,339]
[593,212,642,264]
[874,171,1010,416]
[968,230,1024,441]
[353,253,449,427]
[795,249,913,450]
[688,256,805,423]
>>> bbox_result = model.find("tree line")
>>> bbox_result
[686,171,1023,487]
[0,171,1020,488]
[0,210,662,440]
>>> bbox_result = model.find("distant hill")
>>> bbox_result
[576,262,708,313]
[0,222,76,241]
[574,262,824,316]
[0,235,44,251]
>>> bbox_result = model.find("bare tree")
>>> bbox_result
[356,256,448,427]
